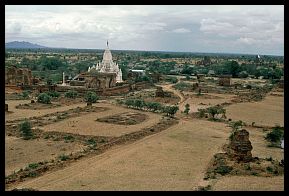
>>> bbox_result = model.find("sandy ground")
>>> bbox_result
[5,136,85,176]
[40,103,162,137]
[212,176,284,191]
[10,119,231,191]
[183,93,235,113]
[5,100,86,121]
[225,95,284,127]
[246,127,284,161]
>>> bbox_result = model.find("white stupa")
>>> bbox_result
[88,41,123,83]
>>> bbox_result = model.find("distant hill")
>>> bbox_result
[5,41,48,49]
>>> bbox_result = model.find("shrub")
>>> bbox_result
[163,105,179,117]
[84,91,99,103]
[184,103,190,115]
[230,120,244,131]
[22,90,30,99]
[197,108,206,118]
[28,163,39,169]
[215,165,233,175]
[19,120,33,140]
[65,90,78,99]
[86,138,96,147]
[47,91,60,98]
[64,135,74,142]
[58,154,69,161]
[37,93,51,104]
[266,166,273,173]
[165,76,178,84]
[265,126,284,143]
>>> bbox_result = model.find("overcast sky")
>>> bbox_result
[5,5,284,56]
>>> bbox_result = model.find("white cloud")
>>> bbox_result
[5,5,284,55]
[172,28,191,33]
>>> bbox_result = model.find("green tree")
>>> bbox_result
[37,93,51,104]
[225,61,241,77]
[84,91,99,103]
[163,105,179,117]
[19,120,33,140]
[265,126,284,143]
[184,103,190,115]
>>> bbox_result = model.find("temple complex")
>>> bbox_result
[88,41,123,83]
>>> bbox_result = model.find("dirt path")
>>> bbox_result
[9,119,231,191]
[157,83,187,116]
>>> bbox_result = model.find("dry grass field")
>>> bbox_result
[5,83,284,191]
[225,94,284,127]
[9,119,231,191]
[5,136,85,176]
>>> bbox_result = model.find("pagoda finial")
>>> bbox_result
[107,40,108,48]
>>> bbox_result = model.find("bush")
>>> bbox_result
[197,108,206,118]
[28,163,39,169]
[22,90,30,99]
[58,154,69,161]
[163,105,179,117]
[86,138,96,147]
[37,93,51,104]
[230,120,244,131]
[84,91,99,103]
[265,126,284,143]
[65,90,78,99]
[47,91,60,98]
[165,76,178,84]
[19,120,33,140]
[184,103,190,115]
[215,165,233,175]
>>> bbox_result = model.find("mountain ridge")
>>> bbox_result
[5,41,48,49]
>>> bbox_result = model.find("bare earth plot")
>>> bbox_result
[11,119,231,191]
[247,127,284,161]
[212,176,284,191]
[5,100,86,121]
[225,95,284,127]
[5,136,85,176]
[40,103,162,137]
[183,93,236,113]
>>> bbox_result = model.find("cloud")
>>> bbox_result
[172,28,191,33]
[5,5,284,55]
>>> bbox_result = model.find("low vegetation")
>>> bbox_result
[37,93,51,104]
[65,90,78,99]
[119,99,179,117]
[84,91,99,104]
[197,105,226,120]
[19,120,33,140]
[265,125,284,147]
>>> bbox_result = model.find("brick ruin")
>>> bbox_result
[5,66,32,86]
[155,86,165,97]
[218,75,232,86]
[227,129,253,163]
[197,74,205,82]
[70,72,116,89]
